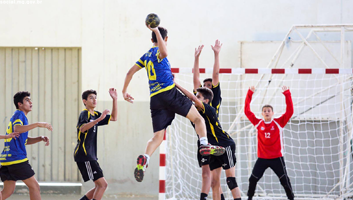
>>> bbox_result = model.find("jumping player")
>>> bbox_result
[75,88,118,200]
[193,40,225,200]
[244,86,294,200]
[122,25,224,182]
[175,82,241,200]
[0,91,52,200]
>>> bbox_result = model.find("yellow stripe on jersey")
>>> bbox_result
[206,116,218,143]
[1,158,28,166]
[156,50,164,63]
[136,60,144,68]
[107,115,112,125]
[83,132,88,155]
[13,119,23,126]
[150,84,175,97]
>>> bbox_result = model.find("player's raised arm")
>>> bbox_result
[148,25,168,60]
[244,86,261,126]
[193,45,204,92]
[80,109,110,133]
[211,40,222,86]
[275,86,294,127]
[122,64,141,103]
[175,82,203,110]
[109,88,118,121]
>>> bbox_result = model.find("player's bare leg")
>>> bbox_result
[22,176,41,200]
[186,105,206,138]
[211,167,222,200]
[135,129,165,182]
[201,165,212,196]
[84,187,96,199]
[225,166,241,199]
[1,180,16,200]
[145,129,165,156]
[91,177,108,200]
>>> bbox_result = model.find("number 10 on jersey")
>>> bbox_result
[147,61,156,80]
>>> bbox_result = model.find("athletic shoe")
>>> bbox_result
[134,155,147,182]
[199,143,225,156]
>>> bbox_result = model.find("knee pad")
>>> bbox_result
[226,177,238,190]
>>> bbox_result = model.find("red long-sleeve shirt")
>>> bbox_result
[244,89,294,159]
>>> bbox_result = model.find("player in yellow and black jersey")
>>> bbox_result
[175,82,241,200]
[122,25,225,183]
[193,40,226,200]
[74,88,118,200]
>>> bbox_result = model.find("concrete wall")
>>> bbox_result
[0,0,353,196]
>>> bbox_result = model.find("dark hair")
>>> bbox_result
[82,90,97,105]
[203,78,212,83]
[262,105,273,112]
[14,91,31,109]
[152,27,168,43]
[196,87,214,103]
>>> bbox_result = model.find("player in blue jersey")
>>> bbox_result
[0,91,52,200]
[122,25,225,182]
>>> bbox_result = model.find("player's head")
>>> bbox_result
[262,105,274,121]
[196,87,214,104]
[151,27,168,44]
[14,91,32,113]
[82,89,97,108]
[203,78,212,89]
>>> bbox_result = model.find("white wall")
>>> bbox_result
[0,0,353,196]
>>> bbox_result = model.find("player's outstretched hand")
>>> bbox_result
[147,24,158,32]
[41,136,50,146]
[109,88,117,100]
[250,86,255,92]
[282,86,289,92]
[99,109,110,121]
[195,45,204,58]
[211,40,222,54]
[123,92,134,103]
[37,122,53,131]
[6,132,20,139]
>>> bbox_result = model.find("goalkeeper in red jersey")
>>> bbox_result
[244,86,294,200]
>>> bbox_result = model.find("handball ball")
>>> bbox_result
[145,13,160,28]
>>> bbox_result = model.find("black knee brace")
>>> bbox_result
[226,177,238,190]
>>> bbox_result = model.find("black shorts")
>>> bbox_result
[209,144,236,171]
[76,160,104,182]
[150,87,193,132]
[0,161,35,182]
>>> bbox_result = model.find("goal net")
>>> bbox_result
[164,25,353,200]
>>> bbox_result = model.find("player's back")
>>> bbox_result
[136,46,174,97]
[200,103,234,147]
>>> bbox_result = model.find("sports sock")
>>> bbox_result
[199,137,208,145]
[221,193,225,200]
[79,195,89,200]
[234,198,241,200]
[144,154,150,166]
[200,193,208,200]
